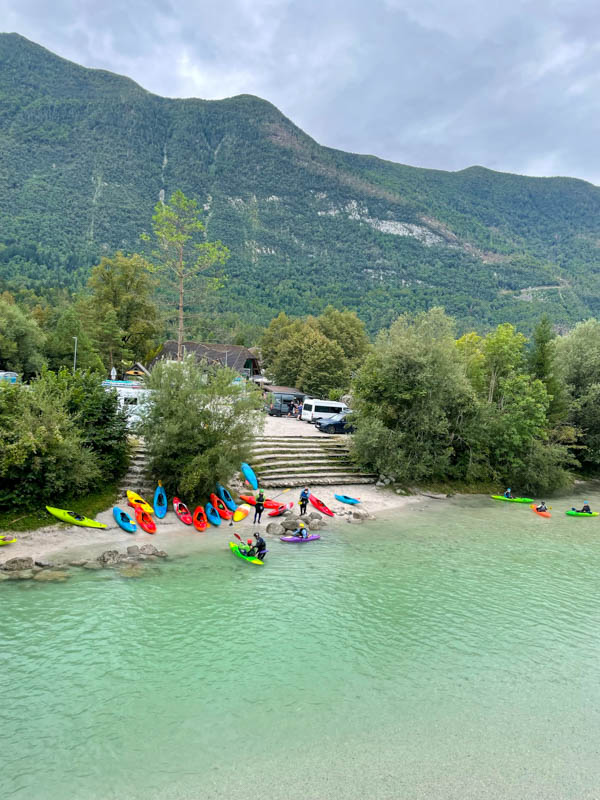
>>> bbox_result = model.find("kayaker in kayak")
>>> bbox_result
[253,490,265,524]
[575,501,592,514]
[291,522,308,539]
[253,532,267,559]
[504,488,513,499]
[240,537,256,557]
[299,487,309,515]
[536,501,548,513]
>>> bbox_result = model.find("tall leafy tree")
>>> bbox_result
[149,190,229,361]
[0,297,46,379]
[528,314,567,424]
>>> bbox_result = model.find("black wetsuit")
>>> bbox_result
[254,535,267,559]
[299,491,309,515]
[253,501,264,524]
[579,505,592,514]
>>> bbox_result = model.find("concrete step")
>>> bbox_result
[259,475,376,488]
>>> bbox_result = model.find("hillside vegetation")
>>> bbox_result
[2,33,600,333]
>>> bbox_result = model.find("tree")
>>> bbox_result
[149,190,229,361]
[138,355,263,498]
[481,323,527,403]
[528,315,567,424]
[0,297,46,378]
[86,252,159,367]
[44,305,104,373]
[315,306,370,363]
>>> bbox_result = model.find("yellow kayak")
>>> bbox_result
[232,503,251,522]
[0,536,17,546]
[45,506,107,529]
[126,490,154,515]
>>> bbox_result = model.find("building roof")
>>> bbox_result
[148,341,260,374]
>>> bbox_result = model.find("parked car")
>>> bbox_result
[315,411,354,434]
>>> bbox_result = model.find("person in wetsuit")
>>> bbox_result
[253,532,267,560]
[536,501,548,512]
[575,501,592,514]
[253,490,265,524]
[504,488,513,499]
[299,487,309,516]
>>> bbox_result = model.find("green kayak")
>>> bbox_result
[229,542,263,565]
[46,506,107,529]
[491,495,534,504]
[565,510,599,517]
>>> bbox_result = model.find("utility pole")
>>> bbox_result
[73,336,78,373]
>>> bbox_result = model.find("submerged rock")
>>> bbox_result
[98,550,120,566]
[2,557,34,571]
[118,564,144,579]
[33,570,70,582]
[82,561,103,570]
[8,569,35,579]
[69,559,87,567]
[156,550,168,558]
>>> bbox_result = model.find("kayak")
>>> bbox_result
[309,493,335,517]
[268,502,294,517]
[46,506,107,529]
[239,494,256,505]
[334,494,360,505]
[193,506,208,531]
[565,510,599,517]
[216,484,237,512]
[205,502,221,526]
[491,495,534,504]
[241,462,258,490]
[280,534,321,543]
[126,490,154,515]
[0,536,16,546]
[173,497,193,525]
[263,499,282,510]
[210,493,233,520]
[154,483,168,519]
[135,505,156,533]
[229,541,263,565]
[113,507,136,533]
[233,503,251,522]
[530,505,551,518]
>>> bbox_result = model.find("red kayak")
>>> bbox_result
[135,505,156,534]
[193,505,208,531]
[239,494,280,509]
[309,493,335,517]
[210,493,233,520]
[239,494,256,506]
[173,497,193,525]
[268,501,294,517]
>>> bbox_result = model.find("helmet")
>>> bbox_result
[247,538,252,545]
[299,522,305,528]
[507,488,511,492]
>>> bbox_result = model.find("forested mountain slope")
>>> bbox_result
[2,32,600,333]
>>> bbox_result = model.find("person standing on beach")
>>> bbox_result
[299,487,309,516]
[253,490,265,524]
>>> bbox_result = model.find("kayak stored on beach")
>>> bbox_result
[334,494,360,505]
[126,490,154,515]
[135,506,156,533]
[241,463,258,490]
[268,502,294,517]
[239,494,256,505]
[193,506,208,531]
[210,493,233,520]
[0,536,17,546]
[229,541,263,565]
[233,503,251,522]
[565,510,599,517]
[239,494,278,508]
[531,505,551,518]
[309,493,335,517]
[491,495,534,504]
[46,506,108,529]
[205,502,221,526]
[216,484,237,512]
[113,507,136,533]
[280,534,321,543]
[173,498,193,525]
[154,483,168,519]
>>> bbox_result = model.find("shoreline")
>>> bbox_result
[0,484,424,565]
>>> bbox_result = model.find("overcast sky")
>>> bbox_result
[3,0,600,184]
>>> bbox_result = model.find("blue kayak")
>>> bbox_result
[334,494,360,505]
[113,506,137,533]
[154,483,168,519]
[217,483,237,512]
[241,462,258,490]
[205,502,221,526]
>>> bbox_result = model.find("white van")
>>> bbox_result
[301,398,349,423]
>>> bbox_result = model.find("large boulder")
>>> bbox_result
[266,522,285,536]
[352,509,370,520]
[127,545,140,557]
[307,518,323,530]
[308,512,322,520]
[98,550,120,566]
[139,544,159,556]
[2,557,34,571]
[282,519,302,532]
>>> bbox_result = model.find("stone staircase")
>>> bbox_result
[249,435,376,488]
[119,438,153,498]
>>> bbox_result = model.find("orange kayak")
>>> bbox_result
[193,506,208,531]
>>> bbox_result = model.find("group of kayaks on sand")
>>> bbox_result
[492,489,597,518]
[25,461,361,567]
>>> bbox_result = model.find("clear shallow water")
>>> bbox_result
[3,493,600,799]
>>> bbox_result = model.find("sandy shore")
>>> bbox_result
[1,484,422,564]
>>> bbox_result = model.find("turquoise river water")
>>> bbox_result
[3,492,600,799]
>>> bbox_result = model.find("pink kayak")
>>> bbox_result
[308,493,334,517]
[268,502,294,517]
[280,534,321,543]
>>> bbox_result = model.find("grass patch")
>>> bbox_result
[0,482,120,533]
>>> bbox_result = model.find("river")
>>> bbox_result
[3,492,600,799]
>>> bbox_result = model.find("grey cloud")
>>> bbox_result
[1,0,599,183]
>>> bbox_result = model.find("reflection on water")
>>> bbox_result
[3,493,600,799]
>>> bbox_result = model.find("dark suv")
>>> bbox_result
[315,411,354,434]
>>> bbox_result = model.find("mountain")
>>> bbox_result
[2,32,600,334]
